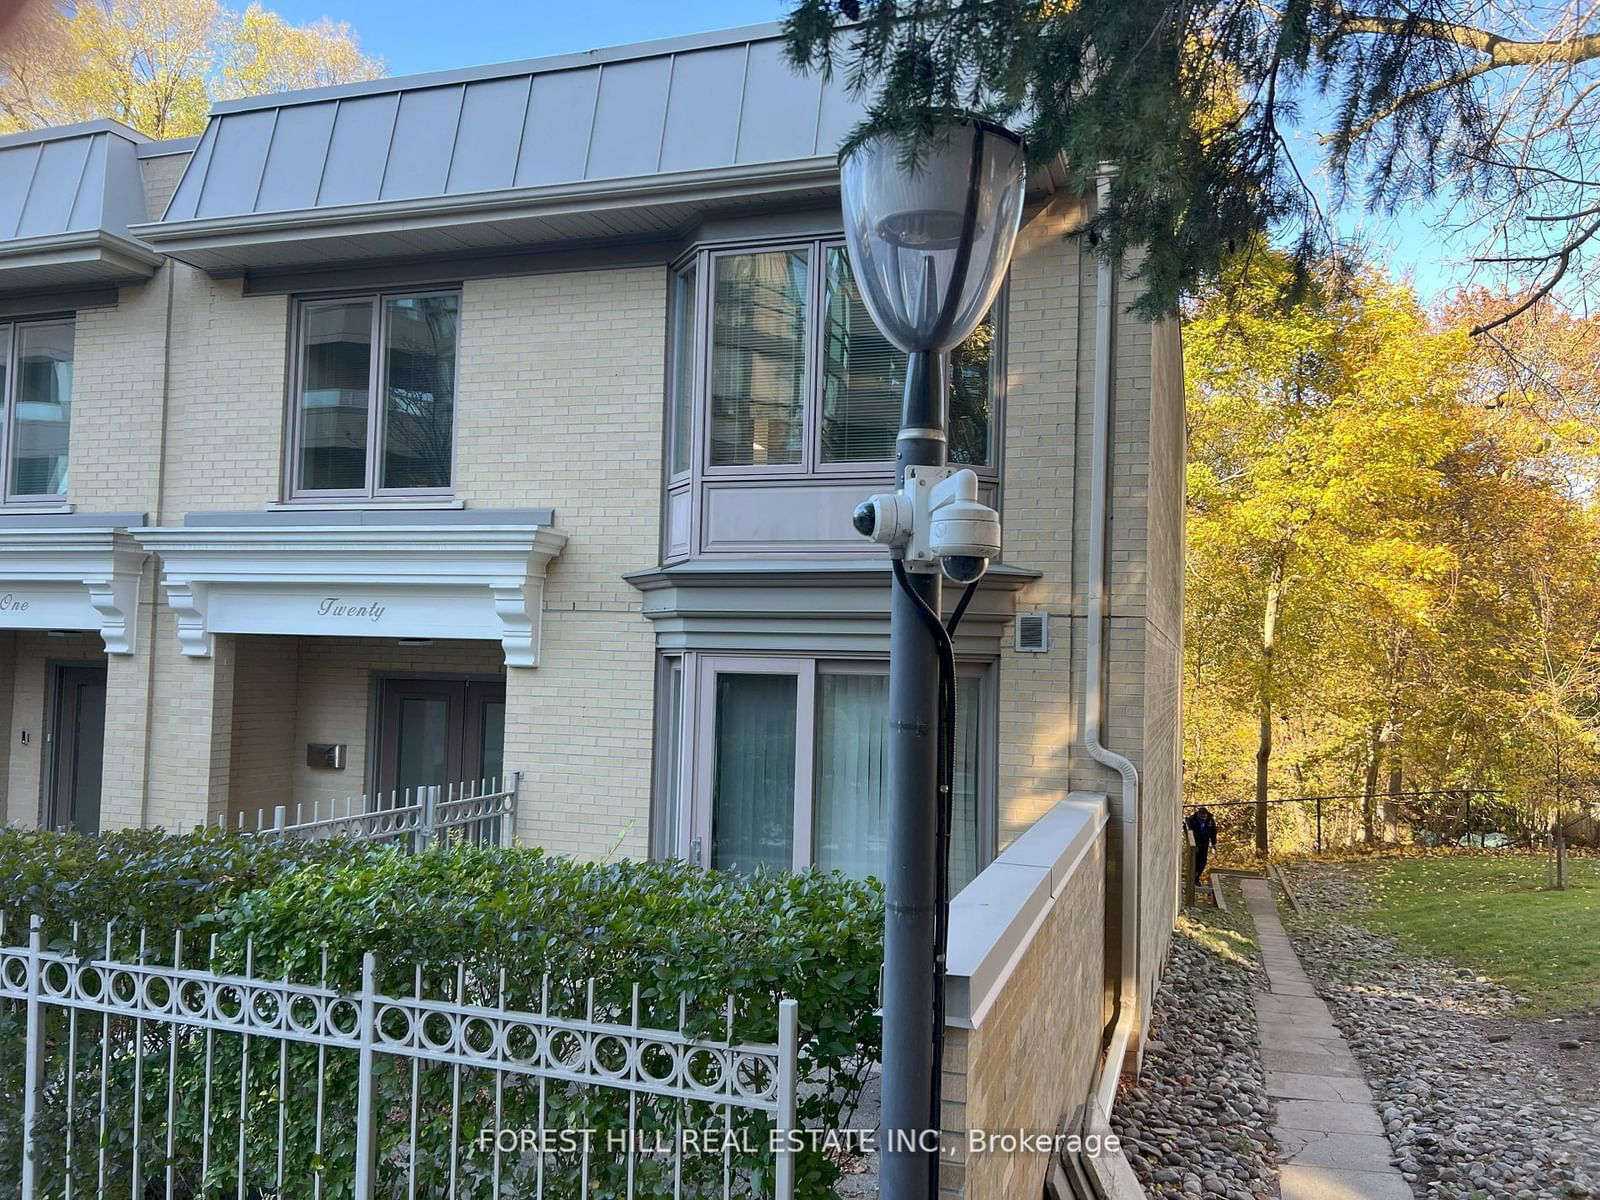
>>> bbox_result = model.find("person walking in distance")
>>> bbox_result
[1186,806,1219,883]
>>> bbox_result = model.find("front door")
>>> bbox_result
[48,664,107,833]
[375,677,505,800]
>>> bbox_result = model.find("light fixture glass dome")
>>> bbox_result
[839,119,1027,354]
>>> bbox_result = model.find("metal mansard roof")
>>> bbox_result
[0,120,164,296]
[136,24,862,276]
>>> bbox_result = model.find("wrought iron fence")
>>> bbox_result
[233,774,520,851]
[1,915,800,1199]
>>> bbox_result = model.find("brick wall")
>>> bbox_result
[159,266,287,518]
[69,279,168,512]
[456,268,666,859]
[137,152,189,222]
[995,195,1088,843]
[940,836,1106,1198]
[227,635,300,822]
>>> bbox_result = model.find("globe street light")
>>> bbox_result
[840,118,1026,1198]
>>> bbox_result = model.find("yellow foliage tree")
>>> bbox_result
[0,0,384,139]
[1187,255,1600,855]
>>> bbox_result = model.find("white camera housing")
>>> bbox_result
[853,466,1001,582]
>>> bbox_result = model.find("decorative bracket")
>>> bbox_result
[0,527,148,655]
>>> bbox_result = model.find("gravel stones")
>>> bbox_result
[1280,862,1600,1200]
[1111,887,1280,1199]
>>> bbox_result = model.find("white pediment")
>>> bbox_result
[132,523,568,667]
[0,527,147,654]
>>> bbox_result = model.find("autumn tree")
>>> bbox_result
[0,0,383,139]
[784,1,1600,327]
[1187,252,1465,853]
[1186,254,1600,853]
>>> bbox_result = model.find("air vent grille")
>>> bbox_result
[1015,612,1049,653]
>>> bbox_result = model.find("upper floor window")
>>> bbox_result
[0,318,74,502]
[289,289,459,499]
[668,240,997,479]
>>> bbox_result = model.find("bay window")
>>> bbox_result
[0,318,74,502]
[658,654,995,892]
[666,239,999,484]
[289,289,459,499]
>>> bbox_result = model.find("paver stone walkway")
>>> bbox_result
[1238,877,1412,1200]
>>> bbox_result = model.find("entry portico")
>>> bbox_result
[132,510,566,665]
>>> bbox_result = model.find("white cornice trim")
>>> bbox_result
[133,524,569,667]
[0,528,147,654]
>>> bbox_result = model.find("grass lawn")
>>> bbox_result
[1348,854,1600,1016]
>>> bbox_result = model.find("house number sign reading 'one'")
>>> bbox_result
[317,597,387,623]
[0,593,31,612]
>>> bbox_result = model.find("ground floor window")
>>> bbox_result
[655,654,995,891]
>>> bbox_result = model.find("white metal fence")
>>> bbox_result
[233,774,520,851]
[1,915,799,1199]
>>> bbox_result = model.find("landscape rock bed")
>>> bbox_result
[1281,862,1600,1200]
[1111,881,1280,1199]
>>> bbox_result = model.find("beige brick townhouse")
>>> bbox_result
[0,21,1182,1070]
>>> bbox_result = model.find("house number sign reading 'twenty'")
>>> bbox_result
[317,597,387,623]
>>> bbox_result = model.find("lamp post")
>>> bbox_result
[839,118,1026,1198]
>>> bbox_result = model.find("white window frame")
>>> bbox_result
[659,652,998,879]
[285,287,462,501]
[0,316,76,506]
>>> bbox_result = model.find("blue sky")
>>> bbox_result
[267,0,791,75]
[267,0,1478,301]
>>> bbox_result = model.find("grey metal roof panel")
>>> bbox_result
[255,104,336,212]
[0,121,161,293]
[153,26,862,237]
[445,76,529,194]
[658,45,746,174]
[514,69,601,188]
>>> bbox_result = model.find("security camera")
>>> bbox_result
[926,469,1000,582]
[940,554,990,584]
[852,467,1001,584]
[853,491,914,548]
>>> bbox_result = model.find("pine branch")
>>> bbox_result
[1327,9,1600,67]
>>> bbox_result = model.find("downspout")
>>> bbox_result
[138,263,177,830]
[1086,171,1142,1117]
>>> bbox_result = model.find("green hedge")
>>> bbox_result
[0,829,883,1198]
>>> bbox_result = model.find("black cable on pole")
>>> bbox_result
[892,561,978,1200]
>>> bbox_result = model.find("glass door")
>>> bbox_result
[48,664,106,833]
[692,658,813,873]
[376,677,506,800]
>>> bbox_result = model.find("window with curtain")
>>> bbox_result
[708,250,808,467]
[292,289,459,498]
[684,657,991,890]
[1,318,75,501]
[710,672,798,873]
[813,670,984,892]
